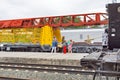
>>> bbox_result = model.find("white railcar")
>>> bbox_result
[61,29,105,53]
[61,28,105,43]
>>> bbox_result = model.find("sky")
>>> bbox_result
[0,0,120,20]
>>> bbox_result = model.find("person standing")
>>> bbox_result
[68,40,73,53]
[62,40,67,54]
[102,28,108,51]
[51,37,58,53]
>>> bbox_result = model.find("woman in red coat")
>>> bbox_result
[62,40,67,54]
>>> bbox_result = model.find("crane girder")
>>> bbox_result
[0,13,108,28]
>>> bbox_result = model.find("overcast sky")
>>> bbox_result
[0,0,120,20]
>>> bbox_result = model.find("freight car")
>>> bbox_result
[0,28,105,52]
[61,28,104,53]
[0,25,62,52]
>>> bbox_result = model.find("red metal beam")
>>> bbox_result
[0,13,108,28]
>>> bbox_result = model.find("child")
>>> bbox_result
[68,40,73,53]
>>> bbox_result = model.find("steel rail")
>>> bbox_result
[0,65,94,74]
[0,62,82,70]
[0,77,27,80]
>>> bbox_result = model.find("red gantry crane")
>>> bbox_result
[0,12,108,52]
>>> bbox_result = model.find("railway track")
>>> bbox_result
[0,62,119,77]
[0,62,82,71]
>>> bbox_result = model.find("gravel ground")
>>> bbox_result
[0,69,117,80]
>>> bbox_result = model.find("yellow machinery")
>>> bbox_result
[0,25,62,51]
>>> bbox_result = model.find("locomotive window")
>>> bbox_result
[111,28,116,32]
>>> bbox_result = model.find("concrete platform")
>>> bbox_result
[0,52,88,66]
